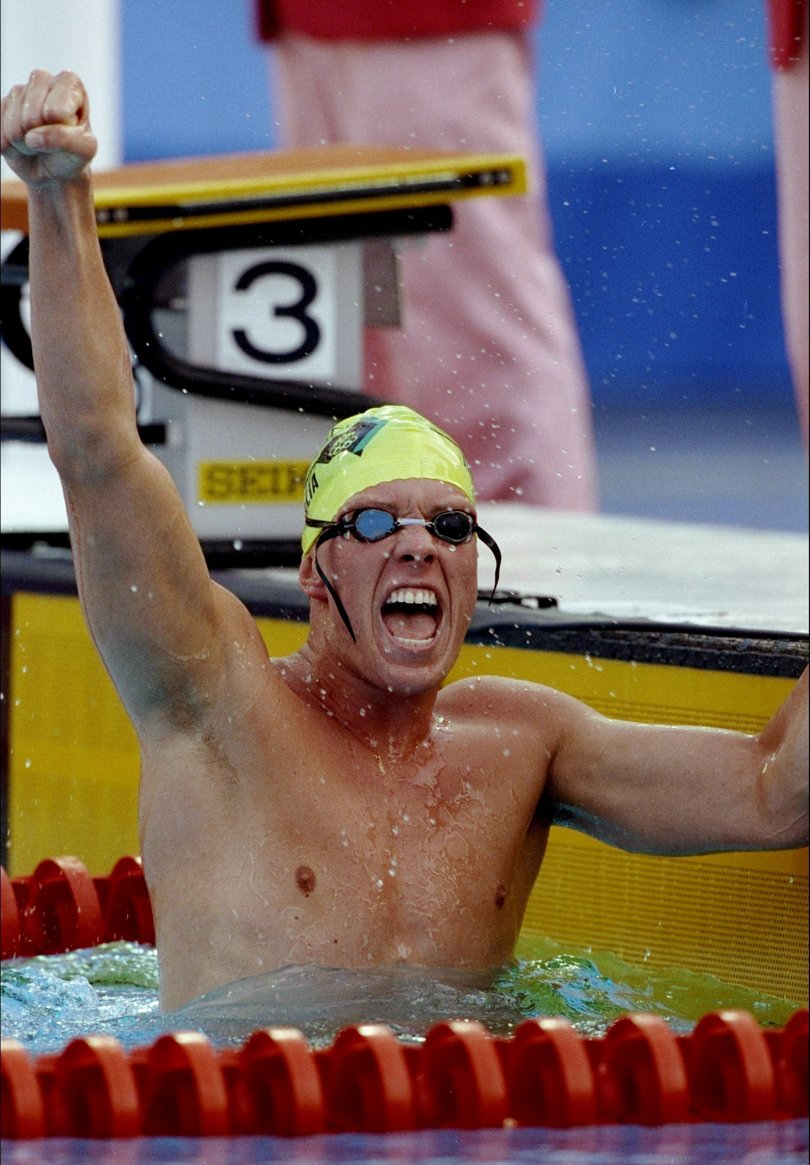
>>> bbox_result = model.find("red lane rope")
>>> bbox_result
[2,858,807,1139]
[3,1010,808,1138]
[2,857,154,958]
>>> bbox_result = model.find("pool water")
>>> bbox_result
[1,1124,808,1165]
[1,935,798,1056]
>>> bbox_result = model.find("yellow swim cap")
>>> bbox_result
[302,405,475,553]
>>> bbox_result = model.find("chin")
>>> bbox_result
[375,643,455,694]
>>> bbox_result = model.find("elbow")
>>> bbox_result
[45,417,139,485]
[760,808,809,851]
[753,750,809,851]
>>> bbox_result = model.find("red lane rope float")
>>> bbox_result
[688,1010,777,1122]
[0,867,21,961]
[0,1041,45,1140]
[55,1036,141,1139]
[507,1017,598,1128]
[25,857,105,955]
[777,1008,809,1117]
[239,1027,326,1136]
[101,856,156,947]
[420,1019,508,1129]
[140,1033,230,1137]
[326,1023,415,1133]
[597,1012,691,1126]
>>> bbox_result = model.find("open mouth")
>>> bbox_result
[381,587,441,646]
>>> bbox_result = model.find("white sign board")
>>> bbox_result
[187,242,363,389]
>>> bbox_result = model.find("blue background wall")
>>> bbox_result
[120,0,792,411]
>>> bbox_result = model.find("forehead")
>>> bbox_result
[341,478,472,514]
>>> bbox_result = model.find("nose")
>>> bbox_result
[391,521,437,565]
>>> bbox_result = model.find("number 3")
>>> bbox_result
[231,260,321,364]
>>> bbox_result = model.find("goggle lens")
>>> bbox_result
[431,510,475,543]
[352,508,400,541]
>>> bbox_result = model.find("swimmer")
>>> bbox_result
[2,70,807,1011]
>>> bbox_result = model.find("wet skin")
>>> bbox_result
[140,479,554,1007]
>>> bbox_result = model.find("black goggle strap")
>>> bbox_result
[473,524,502,603]
[311,526,358,642]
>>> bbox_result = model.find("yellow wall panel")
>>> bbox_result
[8,593,140,874]
[520,828,807,1004]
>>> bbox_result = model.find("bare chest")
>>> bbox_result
[238,737,522,892]
[139,699,548,1004]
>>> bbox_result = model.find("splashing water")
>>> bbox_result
[1,937,797,1056]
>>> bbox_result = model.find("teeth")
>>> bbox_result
[388,588,437,606]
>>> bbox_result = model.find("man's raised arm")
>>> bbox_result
[1,70,258,726]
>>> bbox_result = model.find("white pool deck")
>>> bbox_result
[481,503,808,635]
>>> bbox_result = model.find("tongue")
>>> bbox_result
[383,610,437,641]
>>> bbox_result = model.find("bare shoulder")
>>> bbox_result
[439,672,585,732]
[437,674,594,808]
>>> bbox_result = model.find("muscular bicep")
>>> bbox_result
[64,444,257,726]
[544,700,773,855]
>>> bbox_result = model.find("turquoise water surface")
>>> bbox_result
[2,935,798,1056]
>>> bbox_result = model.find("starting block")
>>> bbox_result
[1,145,525,558]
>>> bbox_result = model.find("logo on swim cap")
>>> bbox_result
[314,418,386,466]
[301,405,475,553]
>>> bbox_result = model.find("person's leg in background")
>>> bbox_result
[771,1,808,447]
[272,32,598,508]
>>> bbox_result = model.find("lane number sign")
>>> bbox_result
[187,243,363,388]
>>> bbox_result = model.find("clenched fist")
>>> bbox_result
[1,69,97,187]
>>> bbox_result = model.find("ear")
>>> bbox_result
[299,550,328,599]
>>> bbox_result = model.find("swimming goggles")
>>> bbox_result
[305,507,502,641]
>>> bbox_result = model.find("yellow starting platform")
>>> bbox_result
[0,144,526,239]
[1,145,524,548]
